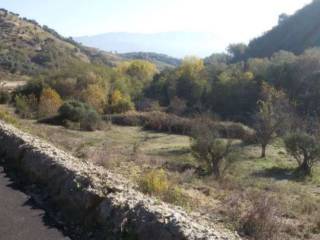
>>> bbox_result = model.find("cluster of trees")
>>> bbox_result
[190,84,320,178]
[9,43,320,176]
[11,59,158,129]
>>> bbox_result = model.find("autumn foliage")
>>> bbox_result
[38,88,63,118]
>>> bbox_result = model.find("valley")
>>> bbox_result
[1,1,320,239]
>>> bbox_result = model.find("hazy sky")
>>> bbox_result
[1,0,313,50]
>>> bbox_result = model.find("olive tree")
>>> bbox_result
[190,117,233,178]
[284,126,320,175]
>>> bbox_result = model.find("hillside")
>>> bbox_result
[0,9,127,76]
[0,9,182,76]
[246,0,320,58]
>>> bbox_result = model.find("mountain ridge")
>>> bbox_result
[75,31,221,58]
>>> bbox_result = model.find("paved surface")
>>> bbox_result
[0,166,70,240]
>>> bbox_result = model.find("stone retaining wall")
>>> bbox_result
[0,121,240,240]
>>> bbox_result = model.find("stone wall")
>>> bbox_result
[0,121,240,240]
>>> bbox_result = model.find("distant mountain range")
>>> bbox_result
[75,32,223,58]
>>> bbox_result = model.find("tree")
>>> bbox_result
[284,131,320,176]
[14,94,38,118]
[58,100,101,131]
[227,43,248,62]
[81,84,107,113]
[116,60,158,100]
[107,90,134,114]
[176,57,207,108]
[278,13,290,24]
[254,83,291,158]
[190,117,233,178]
[38,88,63,118]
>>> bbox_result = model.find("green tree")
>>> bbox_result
[227,43,247,62]
[285,131,320,176]
[176,57,207,108]
[190,117,233,178]
[254,83,291,158]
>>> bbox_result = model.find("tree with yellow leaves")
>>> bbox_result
[81,84,107,113]
[38,88,63,118]
[108,89,134,113]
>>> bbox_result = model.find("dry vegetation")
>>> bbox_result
[1,104,319,240]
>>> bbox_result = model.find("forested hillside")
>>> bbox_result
[246,0,320,58]
[120,52,181,70]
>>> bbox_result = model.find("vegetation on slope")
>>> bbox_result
[246,0,320,58]
[120,52,181,70]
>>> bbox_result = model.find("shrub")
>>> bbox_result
[105,111,256,140]
[38,88,63,118]
[13,79,44,100]
[138,169,188,206]
[138,169,169,195]
[240,193,282,240]
[59,100,91,122]
[0,108,18,125]
[284,132,320,176]
[58,100,101,131]
[80,110,102,131]
[14,94,38,118]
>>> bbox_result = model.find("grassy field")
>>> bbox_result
[1,104,320,240]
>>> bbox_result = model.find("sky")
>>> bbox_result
[1,0,313,54]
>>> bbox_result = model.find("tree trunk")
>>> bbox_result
[299,159,311,176]
[211,159,221,179]
[261,144,267,158]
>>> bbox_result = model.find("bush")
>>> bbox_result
[240,194,282,240]
[138,169,169,195]
[59,100,91,122]
[13,79,44,100]
[80,110,102,131]
[138,169,188,206]
[0,108,18,125]
[14,94,38,118]
[225,191,282,240]
[105,111,256,141]
[58,100,101,131]
[284,132,320,176]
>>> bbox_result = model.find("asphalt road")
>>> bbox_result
[0,166,70,240]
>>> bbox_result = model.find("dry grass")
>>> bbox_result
[2,104,320,240]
